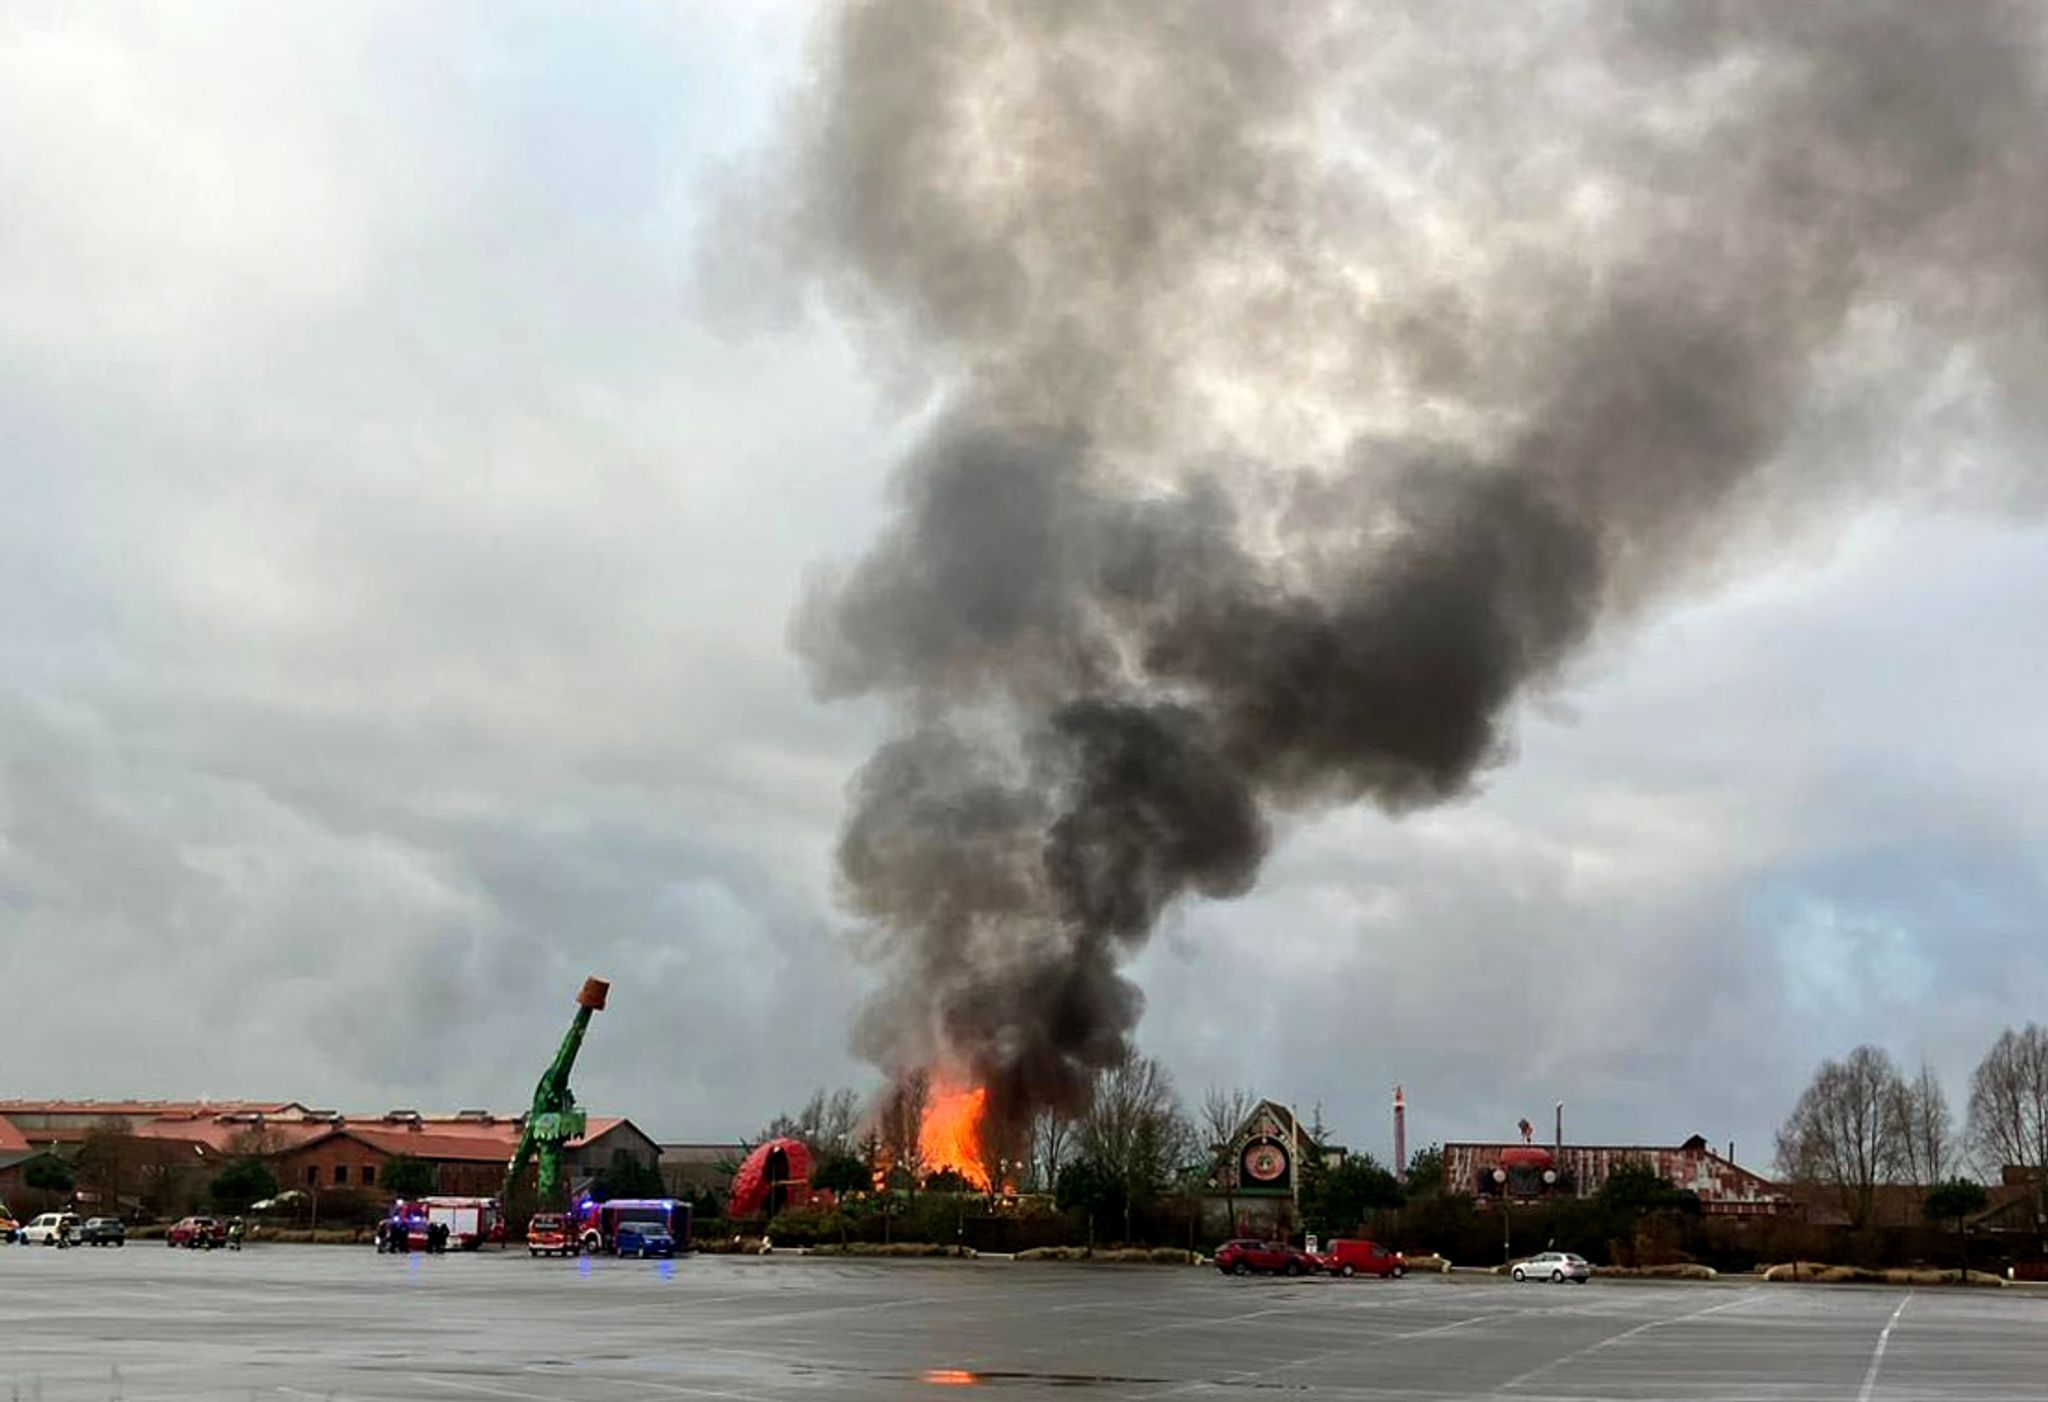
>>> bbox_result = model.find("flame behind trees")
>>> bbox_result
[919,1083,992,1191]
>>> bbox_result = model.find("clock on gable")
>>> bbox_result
[1241,1140,1290,1184]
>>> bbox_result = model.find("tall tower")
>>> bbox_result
[1393,1084,1407,1176]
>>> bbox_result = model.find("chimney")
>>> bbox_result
[1554,1101,1564,1157]
[1393,1085,1407,1176]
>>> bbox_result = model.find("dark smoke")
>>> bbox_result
[752,1,2048,1135]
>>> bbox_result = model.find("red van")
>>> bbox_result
[1318,1239,1405,1278]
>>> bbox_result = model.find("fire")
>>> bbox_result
[919,1083,991,1190]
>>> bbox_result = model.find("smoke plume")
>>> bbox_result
[752,1,2048,1134]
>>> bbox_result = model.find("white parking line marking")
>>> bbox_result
[1495,1289,1763,1393]
[1856,1293,1912,1402]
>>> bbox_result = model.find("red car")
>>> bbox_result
[1214,1238,1319,1276]
[526,1213,572,1257]
[1316,1238,1406,1278]
[166,1216,227,1249]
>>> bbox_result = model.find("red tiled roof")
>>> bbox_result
[0,1114,30,1156]
[0,1100,304,1117]
[343,1117,628,1161]
[126,1120,335,1155]
[342,1128,515,1163]
[0,1102,641,1165]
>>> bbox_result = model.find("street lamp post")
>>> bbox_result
[1493,1168,1509,1265]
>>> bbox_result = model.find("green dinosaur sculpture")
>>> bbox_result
[503,977,609,1207]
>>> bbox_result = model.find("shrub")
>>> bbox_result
[813,1153,873,1195]
[765,1207,852,1246]
[311,1186,384,1226]
[1016,1246,1195,1264]
[807,1242,975,1258]
[208,1157,278,1213]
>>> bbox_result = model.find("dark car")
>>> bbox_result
[615,1222,675,1259]
[167,1215,226,1249]
[1214,1238,1318,1276]
[79,1217,125,1247]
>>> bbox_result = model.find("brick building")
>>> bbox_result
[1442,1132,1785,1215]
[1202,1099,1347,1237]
[0,1100,659,1211]
[659,1142,738,1200]
[0,1113,32,1200]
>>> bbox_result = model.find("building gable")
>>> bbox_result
[1217,1099,1324,1195]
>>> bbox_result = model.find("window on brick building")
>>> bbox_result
[306,1165,317,1185]
[362,1165,376,1186]
[335,1164,348,1185]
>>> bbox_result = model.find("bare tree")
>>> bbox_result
[1888,1061,1954,1187]
[1775,1044,1906,1229]
[877,1069,930,1192]
[1200,1086,1257,1162]
[1966,1024,2048,1217]
[759,1086,865,1159]
[1076,1049,1197,1238]
[73,1117,138,1212]
[1027,1105,1076,1194]
[1199,1086,1256,1235]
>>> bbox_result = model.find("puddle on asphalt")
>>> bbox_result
[919,1367,1166,1387]
[917,1367,1196,1391]
[915,1368,1310,1390]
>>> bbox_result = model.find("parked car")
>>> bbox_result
[1316,1238,1405,1278]
[167,1215,227,1249]
[1214,1238,1319,1276]
[17,1212,82,1246]
[1511,1250,1590,1284]
[79,1217,126,1247]
[614,1222,675,1259]
[526,1213,572,1257]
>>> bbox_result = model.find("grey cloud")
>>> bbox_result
[0,3,880,1137]
[5,2,2048,1166]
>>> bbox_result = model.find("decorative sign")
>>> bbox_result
[1242,1141,1289,1184]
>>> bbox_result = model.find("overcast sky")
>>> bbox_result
[2,2,2044,1170]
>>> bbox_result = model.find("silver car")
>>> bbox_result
[1511,1250,1590,1284]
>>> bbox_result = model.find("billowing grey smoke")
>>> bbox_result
[753,1,2048,1135]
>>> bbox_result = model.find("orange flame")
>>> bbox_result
[919,1084,991,1190]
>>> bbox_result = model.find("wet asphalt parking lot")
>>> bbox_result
[5,1245,2048,1401]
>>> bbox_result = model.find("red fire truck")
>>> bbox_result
[572,1198,691,1256]
[390,1197,502,1251]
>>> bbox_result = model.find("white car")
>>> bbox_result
[1511,1250,1590,1284]
[17,1212,82,1246]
